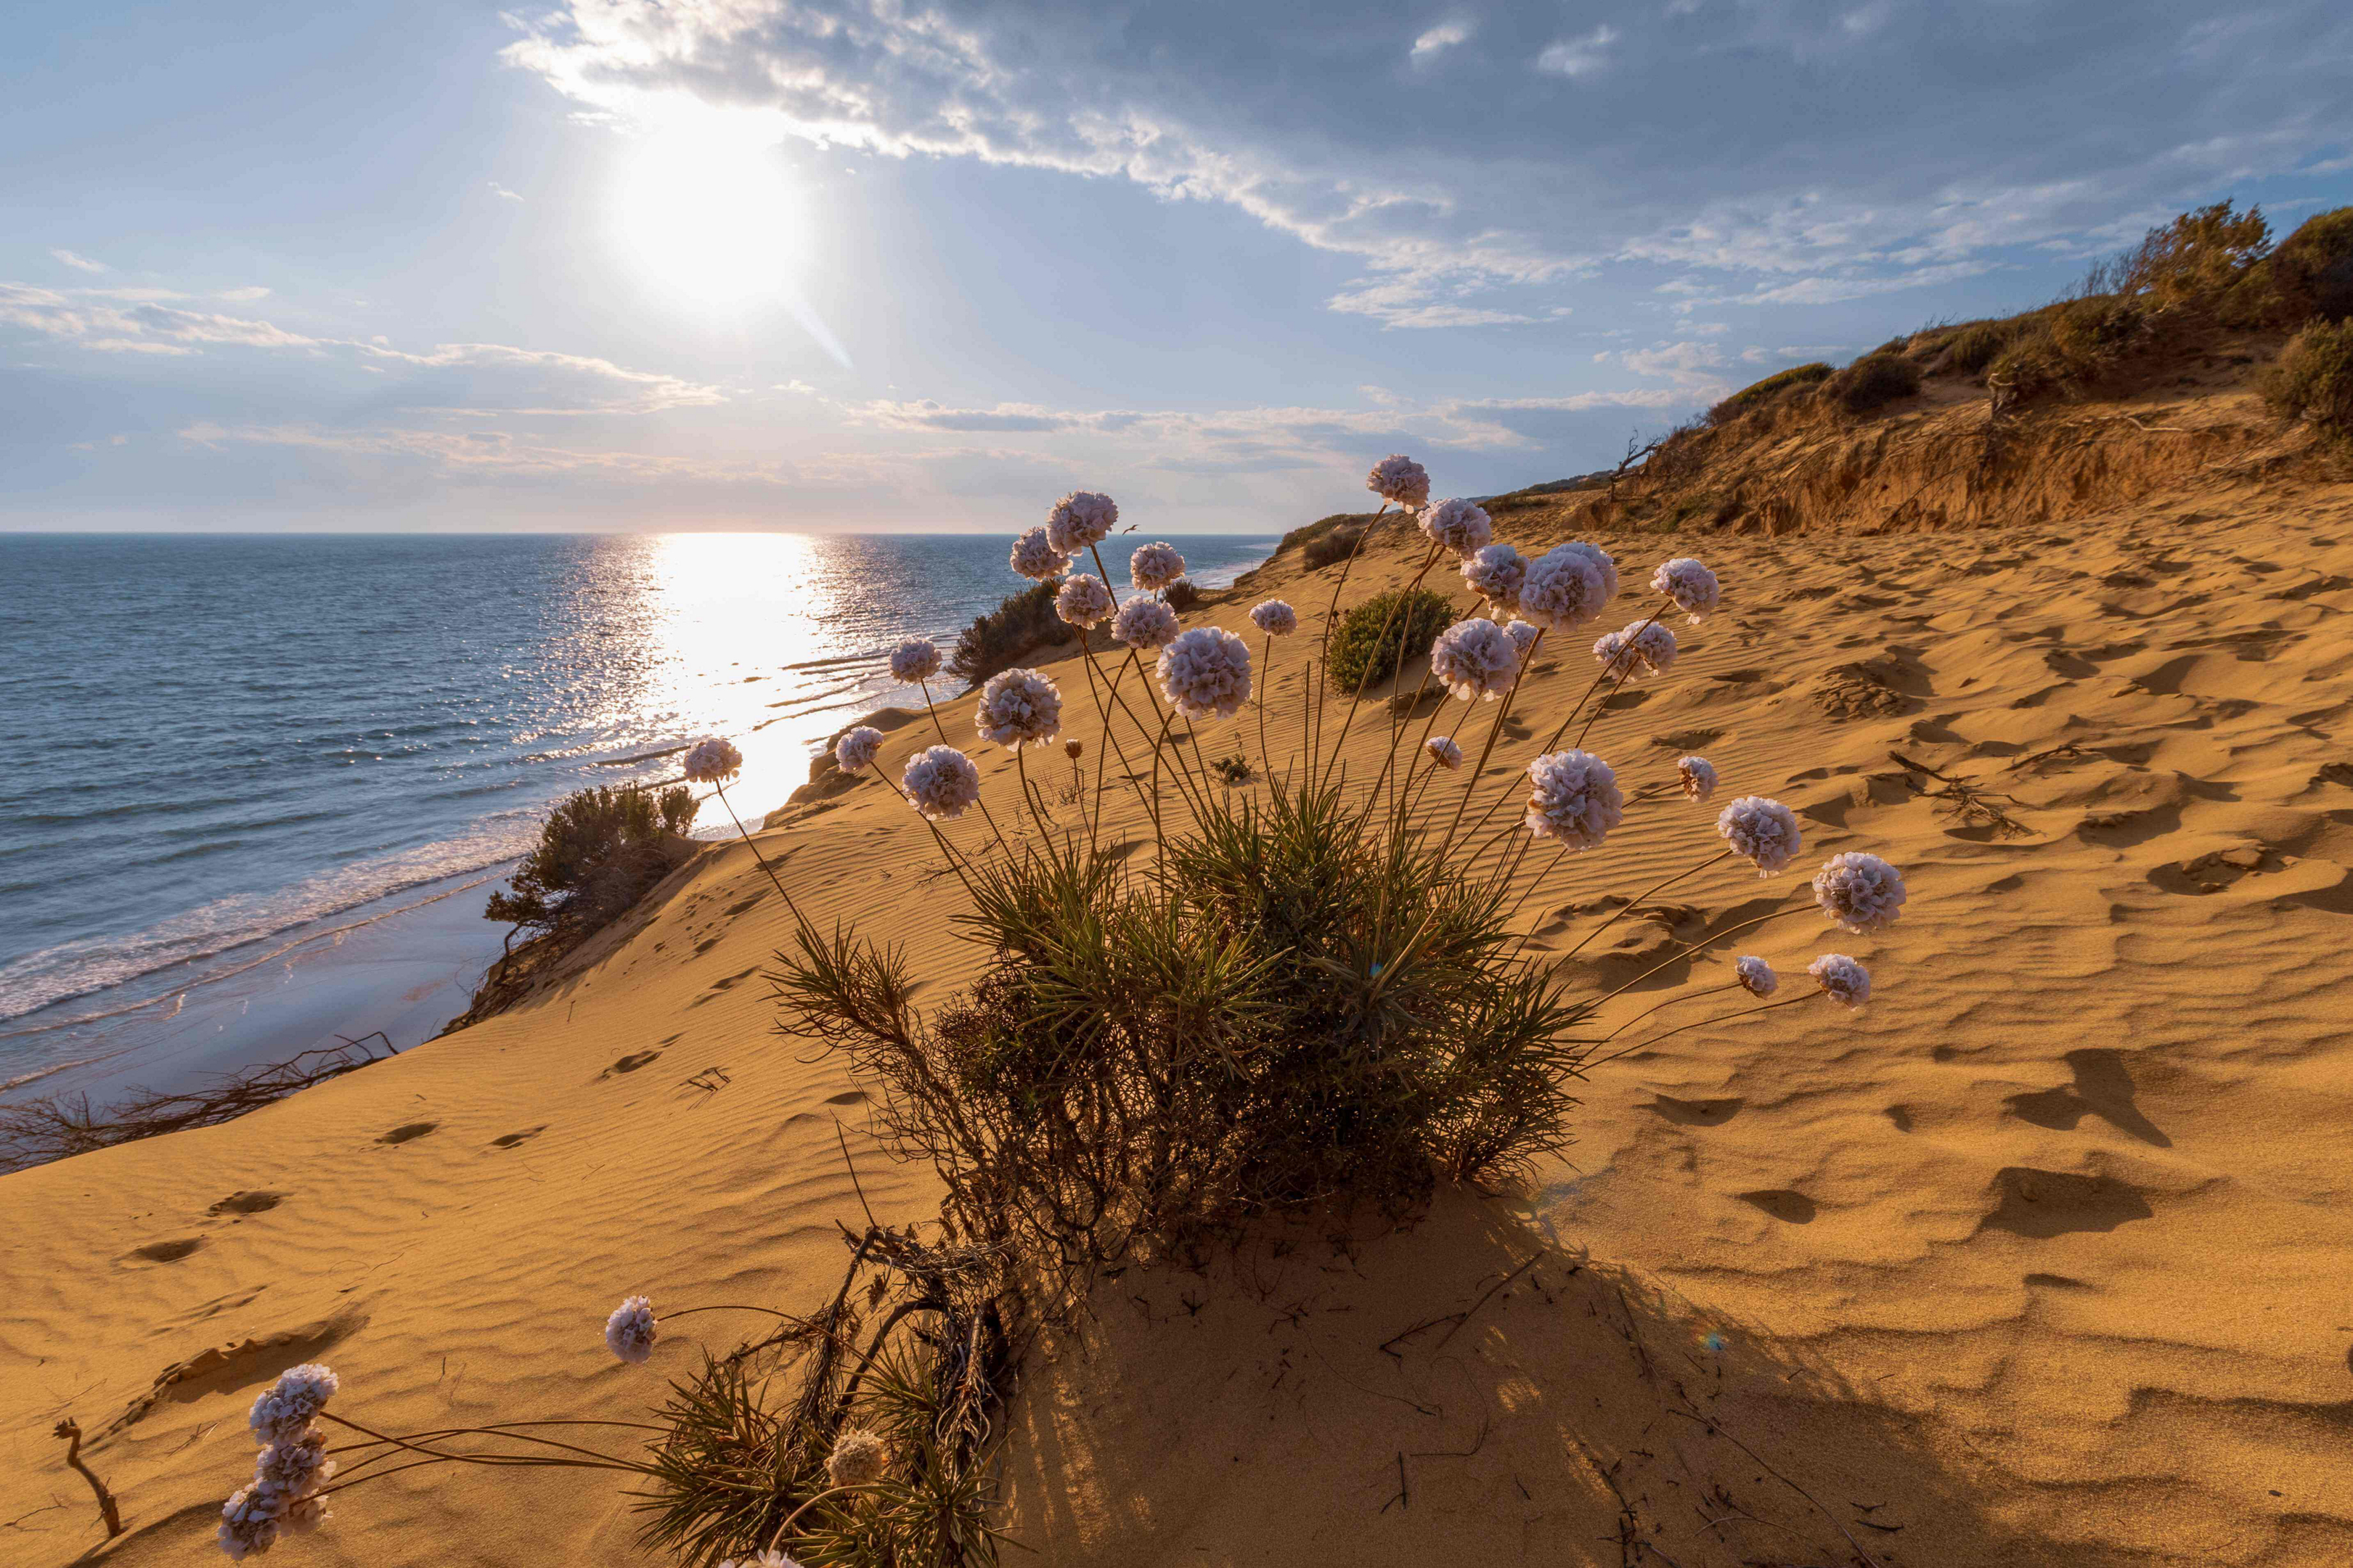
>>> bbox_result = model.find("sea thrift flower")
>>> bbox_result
[1462,544,1527,610]
[681,737,742,785]
[1009,526,1069,582]
[1045,490,1117,555]
[1591,629,1637,680]
[889,637,941,684]
[1157,626,1253,719]
[1112,595,1180,651]
[903,746,982,820]
[1734,955,1778,997]
[1129,540,1187,592]
[254,1431,334,1497]
[1716,796,1803,875]
[1249,599,1297,636]
[1813,852,1908,933]
[1560,539,1620,602]
[282,1495,329,1535]
[1504,618,1541,664]
[1056,573,1116,628]
[1367,454,1431,508]
[976,668,1063,750]
[1419,497,1493,558]
[1676,756,1718,803]
[1065,738,1083,759]
[1524,750,1623,850]
[1430,617,1520,702]
[835,726,884,773]
[605,1296,657,1364]
[1425,735,1464,770]
[1809,952,1871,1006]
[1520,543,1610,632]
[827,1426,891,1489]
[218,1483,282,1560]
[1594,618,1676,679]
[1652,557,1722,623]
[248,1365,338,1445]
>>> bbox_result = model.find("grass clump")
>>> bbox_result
[2265,320,2353,441]
[1708,362,1831,424]
[947,579,1066,688]
[1325,586,1452,693]
[1828,351,1922,414]
[484,783,696,944]
[1302,523,1366,570]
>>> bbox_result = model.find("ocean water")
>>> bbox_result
[0,531,1276,1095]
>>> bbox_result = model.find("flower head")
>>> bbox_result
[1595,618,1676,680]
[681,737,742,785]
[248,1364,338,1445]
[835,726,884,774]
[1430,616,1520,702]
[1249,599,1297,637]
[218,1482,283,1560]
[605,1296,657,1365]
[1045,490,1117,555]
[1157,626,1253,719]
[254,1430,334,1498]
[282,1495,329,1536]
[1010,526,1069,583]
[976,668,1063,751]
[1734,955,1778,997]
[1055,573,1116,628]
[1520,543,1612,632]
[1425,735,1464,770]
[1367,454,1431,508]
[889,637,941,684]
[1419,497,1493,558]
[902,746,982,820]
[1064,738,1083,759]
[827,1426,891,1489]
[1808,952,1871,1006]
[1812,852,1907,933]
[1504,618,1541,664]
[1524,750,1623,850]
[1559,540,1620,601]
[1676,756,1718,803]
[1112,595,1180,650]
[1716,796,1803,875]
[1129,541,1187,592]
[1461,544,1527,611]
[1652,557,1722,623]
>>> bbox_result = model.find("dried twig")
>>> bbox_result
[1887,751,2034,837]
[52,1420,121,1538]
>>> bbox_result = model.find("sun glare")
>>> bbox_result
[611,120,806,308]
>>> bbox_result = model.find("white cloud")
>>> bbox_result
[1411,20,1472,62]
[51,248,107,273]
[219,286,272,302]
[1535,25,1619,80]
[487,181,525,202]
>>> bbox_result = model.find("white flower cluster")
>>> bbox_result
[1461,544,1526,611]
[682,736,742,784]
[835,726,884,773]
[1809,952,1871,1006]
[1156,626,1253,719]
[976,668,1063,750]
[827,1427,891,1489]
[1056,573,1116,628]
[1593,618,1676,681]
[1716,795,1802,875]
[1652,557,1722,623]
[1677,756,1717,802]
[1367,453,1431,508]
[1520,542,1616,632]
[1249,599,1297,636]
[220,1364,341,1558]
[1010,526,1069,582]
[1504,619,1541,664]
[1112,595,1180,650]
[1419,497,1493,558]
[903,746,982,820]
[1812,852,1907,933]
[1425,735,1464,770]
[605,1295,657,1363]
[1430,616,1520,702]
[1129,541,1186,592]
[1524,750,1623,850]
[1734,955,1778,996]
[889,637,940,684]
[1045,490,1117,555]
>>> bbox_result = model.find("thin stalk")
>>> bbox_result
[1581,901,1807,1008]
[1583,991,1822,1071]
[1014,746,1051,839]
[1558,849,1735,961]
[915,680,953,746]
[1432,626,1546,861]
[1257,634,1275,780]
[1598,979,1741,1043]
[711,780,811,926]
[1318,542,1443,799]
[865,760,982,902]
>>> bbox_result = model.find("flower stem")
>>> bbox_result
[1583,991,1822,1071]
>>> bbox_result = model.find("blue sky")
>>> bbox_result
[4,0,2349,532]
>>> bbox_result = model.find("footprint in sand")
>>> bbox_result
[489,1125,547,1149]
[123,1237,206,1265]
[208,1191,287,1216]
[1978,1167,2153,1239]
[378,1121,438,1145]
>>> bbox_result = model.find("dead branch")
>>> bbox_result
[1886,751,2034,838]
[52,1419,121,1538]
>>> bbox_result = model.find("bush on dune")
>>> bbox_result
[1324,586,1452,693]
[1707,362,1831,424]
[947,578,1068,688]
[2266,319,2353,442]
[484,783,696,945]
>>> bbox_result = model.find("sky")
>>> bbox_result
[4,0,2349,534]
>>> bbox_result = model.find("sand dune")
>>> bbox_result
[9,466,2353,1567]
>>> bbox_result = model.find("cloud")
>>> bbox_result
[502,0,2353,329]
[487,181,525,202]
[1603,340,1734,393]
[50,249,107,273]
[219,286,272,302]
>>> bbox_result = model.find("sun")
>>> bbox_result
[609,117,807,309]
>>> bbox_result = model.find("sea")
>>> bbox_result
[0,531,1276,1102]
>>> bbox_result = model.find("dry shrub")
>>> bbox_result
[1829,351,1922,415]
[1162,577,1202,612]
[1938,319,2013,376]
[1302,525,1365,570]
[1325,587,1453,693]
[2092,200,2272,314]
[2268,206,2353,324]
[485,783,697,942]
[2265,320,2353,441]
[946,579,1065,687]
[1708,362,1831,424]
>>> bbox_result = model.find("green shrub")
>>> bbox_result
[2265,320,2353,440]
[1830,351,1922,415]
[1302,525,1365,570]
[1941,320,2013,375]
[1708,362,1832,423]
[2096,200,2272,314]
[947,578,1065,687]
[484,783,696,941]
[1325,587,1453,693]
[2270,206,2353,324]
